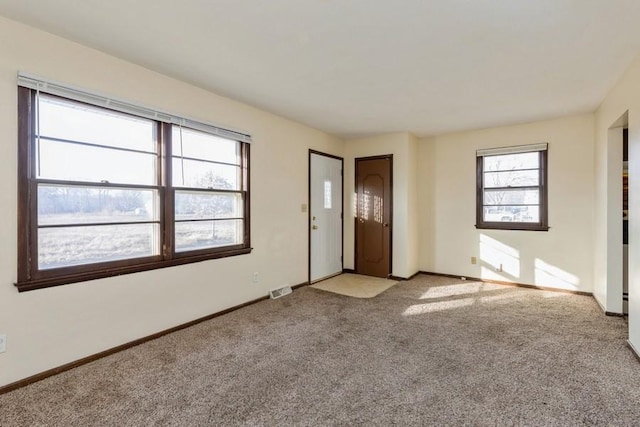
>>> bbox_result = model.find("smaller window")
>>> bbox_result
[172,126,245,254]
[476,144,548,231]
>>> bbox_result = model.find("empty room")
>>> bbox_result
[2,1,640,425]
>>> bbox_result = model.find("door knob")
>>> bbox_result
[359,218,365,223]
[383,223,389,227]
[312,225,319,230]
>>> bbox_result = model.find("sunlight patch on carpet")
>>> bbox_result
[403,297,475,315]
[311,273,398,298]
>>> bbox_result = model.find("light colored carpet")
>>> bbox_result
[2,274,640,426]
[311,273,398,298]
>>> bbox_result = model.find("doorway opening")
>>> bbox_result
[623,127,629,315]
[606,111,628,317]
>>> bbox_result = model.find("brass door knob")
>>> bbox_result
[312,225,318,230]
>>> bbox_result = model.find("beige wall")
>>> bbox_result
[343,133,420,278]
[406,133,420,276]
[0,17,343,387]
[594,54,640,351]
[418,114,596,293]
[417,137,436,272]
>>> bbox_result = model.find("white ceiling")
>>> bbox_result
[1,0,640,138]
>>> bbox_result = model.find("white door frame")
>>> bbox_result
[309,150,344,283]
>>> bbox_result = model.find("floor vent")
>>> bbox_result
[269,286,292,299]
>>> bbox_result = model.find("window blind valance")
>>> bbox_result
[17,72,252,143]
[476,143,547,157]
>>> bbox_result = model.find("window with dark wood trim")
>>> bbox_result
[17,87,251,292]
[476,144,549,231]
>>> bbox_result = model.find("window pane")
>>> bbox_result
[172,158,240,190]
[175,191,243,220]
[38,139,157,185]
[172,127,239,164]
[484,152,539,172]
[38,223,159,269]
[38,185,158,225]
[175,219,243,252]
[483,206,539,223]
[324,180,332,209]
[484,189,539,206]
[484,170,539,188]
[38,94,156,153]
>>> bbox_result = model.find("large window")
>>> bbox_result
[17,82,251,291]
[476,144,548,231]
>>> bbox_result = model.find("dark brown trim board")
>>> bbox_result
[407,271,421,280]
[0,281,309,396]
[309,149,343,161]
[291,281,310,290]
[606,312,625,317]
[592,291,625,317]
[420,271,593,296]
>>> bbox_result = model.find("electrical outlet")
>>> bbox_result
[471,256,477,264]
[252,272,259,283]
[0,334,6,353]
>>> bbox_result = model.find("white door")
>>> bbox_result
[310,152,343,282]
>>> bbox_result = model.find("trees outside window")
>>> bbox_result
[17,87,250,291]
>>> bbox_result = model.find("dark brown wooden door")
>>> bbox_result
[355,155,392,278]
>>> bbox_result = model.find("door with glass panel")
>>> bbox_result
[310,151,343,283]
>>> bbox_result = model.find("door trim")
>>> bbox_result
[308,150,344,284]
[354,154,393,277]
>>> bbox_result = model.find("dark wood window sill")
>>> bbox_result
[15,247,252,292]
[475,223,549,231]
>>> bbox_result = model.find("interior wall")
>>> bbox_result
[418,114,595,293]
[406,134,420,276]
[417,137,436,272]
[0,17,344,387]
[594,54,640,351]
[343,132,420,279]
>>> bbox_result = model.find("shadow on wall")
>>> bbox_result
[479,234,580,291]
